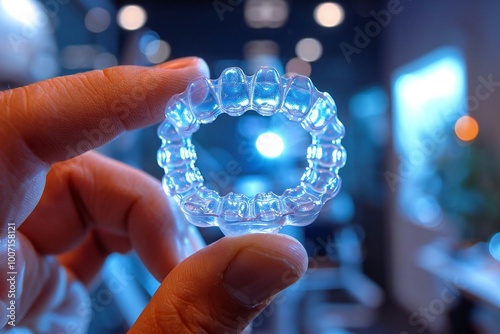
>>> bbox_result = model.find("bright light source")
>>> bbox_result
[393,51,466,155]
[145,40,171,64]
[455,115,479,142]
[285,57,311,76]
[295,38,323,62]
[1,0,40,26]
[392,47,467,227]
[117,5,147,31]
[85,7,111,33]
[256,132,284,158]
[314,2,344,28]
[489,233,500,261]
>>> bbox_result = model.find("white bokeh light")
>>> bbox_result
[256,132,285,158]
[1,0,40,26]
[295,38,323,62]
[314,2,344,28]
[117,5,147,31]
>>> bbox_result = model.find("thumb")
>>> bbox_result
[130,234,308,333]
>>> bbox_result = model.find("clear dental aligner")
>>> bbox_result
[158,67,346,236]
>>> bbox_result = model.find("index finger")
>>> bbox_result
[0,57,209,165]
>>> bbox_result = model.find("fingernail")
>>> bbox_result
[158,57,210,77]
[223,247,304,307]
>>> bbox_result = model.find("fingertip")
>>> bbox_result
[132,232,307,332]
[155,56,210,78]
[195,57,210,78]
[225,233,309,277]
[219,233,308,307]
[5,58,211,165]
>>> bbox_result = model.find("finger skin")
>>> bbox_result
[1,57,210,331]
[0,57,209,165]
[20,152,200,284]
[0,57,209,226]
[1,232,90,331]
[131,234,308,334]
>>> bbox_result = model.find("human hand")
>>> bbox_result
[0,57,308,333]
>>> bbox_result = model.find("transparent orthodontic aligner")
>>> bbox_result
[157,67,346,236]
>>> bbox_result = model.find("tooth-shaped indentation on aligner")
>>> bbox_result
[254,192,282,221]
[157,141,196,169]
[302,93,336,132]
[188,77,222,123]
[163,167,203,196]
[282,75,315,122]
[165,96,200,133]
[306,142,346,169]
[157,121,183,143]
[314,119,345,141]
[281,186,322,226]
[301,168,342,200]
[181,187,221,227]
[219,68,250,115]
[282,186,321,213]
[251,67,282,116]
[183,187,221,215]
[221,193,251,221]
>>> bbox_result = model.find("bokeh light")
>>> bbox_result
[314,2,345,28]
[139,31,160,54]
[455,115,479,142]
[0,0,39,26]
[85,7,111,33]
[256,132,285,158]
[144,40,171,64]
[489,233,500,261]
[117,5,147,31]
[295,38,323,62]
[414,196,442,228]
[286,57,312,76]
[244,40,279,58]
[61,45,97,69]
[245,0,288,29]
[94,52,118,69]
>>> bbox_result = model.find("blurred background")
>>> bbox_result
[2,0,500,333]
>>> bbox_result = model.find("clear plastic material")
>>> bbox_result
[158,67,346,236]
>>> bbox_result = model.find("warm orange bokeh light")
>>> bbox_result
[455,115,479,142]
